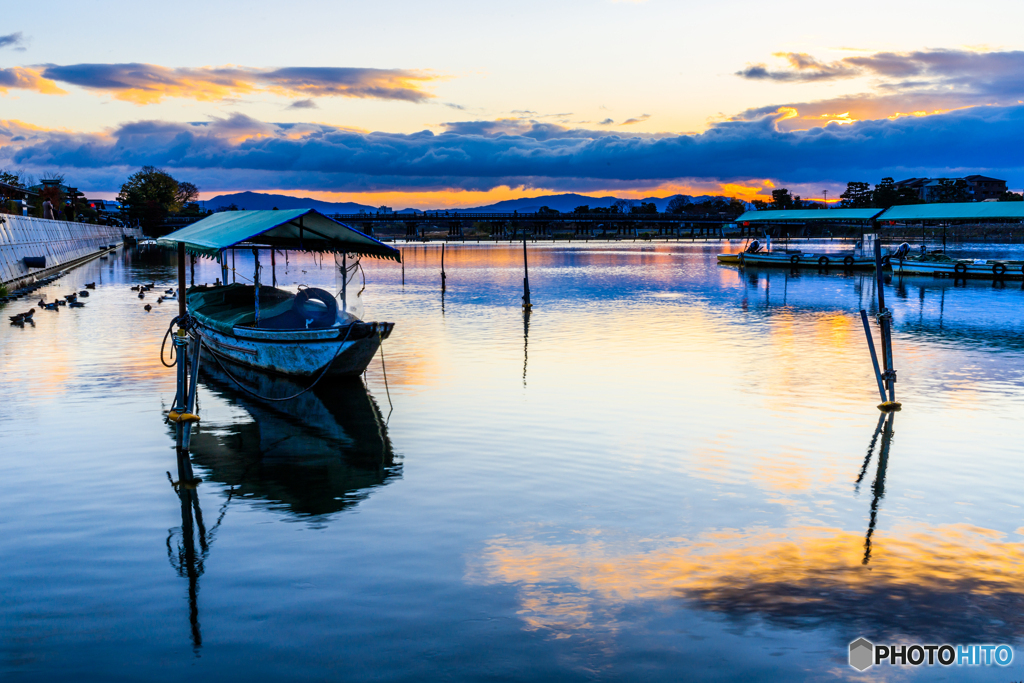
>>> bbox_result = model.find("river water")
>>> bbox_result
[2,240,1024,682]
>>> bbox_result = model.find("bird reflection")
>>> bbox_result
[855,411,896,565]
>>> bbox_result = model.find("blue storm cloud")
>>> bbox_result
[3,105,1023,192]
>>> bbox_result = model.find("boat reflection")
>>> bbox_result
[164,363,398,649]
[188,360,399,517]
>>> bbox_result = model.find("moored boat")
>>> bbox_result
[157,209,402,380]
[888,253,1024,279]
[718,238,875,270]
[187,283,394,378]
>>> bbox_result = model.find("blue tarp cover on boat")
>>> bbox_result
[736,209,884,223]
[156,209,401,261]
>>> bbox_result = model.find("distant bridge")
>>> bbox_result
[324,211,742,238]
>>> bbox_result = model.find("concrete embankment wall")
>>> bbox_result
[0,215,140,286]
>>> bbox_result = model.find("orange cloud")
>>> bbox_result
[0,67,67,95]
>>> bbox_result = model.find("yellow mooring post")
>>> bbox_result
[522,238,532,310]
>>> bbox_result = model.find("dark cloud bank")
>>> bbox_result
[3,104,1022,192]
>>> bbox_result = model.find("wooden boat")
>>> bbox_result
[158,209,402,379]
[718,238,874,270]
[736,250,876,269]
[187,283,394,378]
[888,253,1024,279]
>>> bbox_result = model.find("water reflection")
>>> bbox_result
[188,362,399,517]
[166,456,229,653]
[522,309,530,387]
[857,412,896,565]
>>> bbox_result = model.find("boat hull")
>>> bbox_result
[193,319,389,378]
[890,259,1024,279]
[719,252,876,269]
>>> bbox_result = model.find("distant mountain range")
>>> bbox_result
[204,191,376,213]
[204,190,742,214]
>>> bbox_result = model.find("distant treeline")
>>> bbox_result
[757,178,1023,212]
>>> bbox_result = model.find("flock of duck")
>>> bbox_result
[131,283,178,312]
[8,281,178,326]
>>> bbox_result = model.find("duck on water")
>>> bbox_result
[156,209,400,379]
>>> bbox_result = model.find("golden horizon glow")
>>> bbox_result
[198,181,780,209]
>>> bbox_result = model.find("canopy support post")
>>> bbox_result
[271,250,277,287]
[341,251,347,313]
[253,248,261,328]
[219,250,228,285]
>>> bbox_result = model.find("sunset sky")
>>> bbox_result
[2,0,1023,207]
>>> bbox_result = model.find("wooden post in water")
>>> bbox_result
[401,248,405,286]
[522,239,532,310]
[271,250,277,287]
[219,250,228,285]
[231,249,236,283]
[189,254,196,286]
[441,244,446,292]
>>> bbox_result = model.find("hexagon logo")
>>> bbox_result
[849,638,874,671]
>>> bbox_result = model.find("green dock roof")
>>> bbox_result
[157,209,401,261]
[877,202,1024,222]
[735,209,884,223]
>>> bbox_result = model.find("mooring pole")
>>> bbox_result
[873,238,899,408]
[271,250,277,287]
[174,242,189,450]
[860,309,887,403]
[231,249,236,283]
[190,254,196,286]
[401,249,405,286]
[182,338,201,452]
[219,250,228,285]
[441,244,446,292]
[522,239,532,310]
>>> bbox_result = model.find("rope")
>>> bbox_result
[195,324,355,402]
[160,313,194,367]
[377,327,393,414]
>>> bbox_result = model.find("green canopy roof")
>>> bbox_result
[736,209,884,223]
[156,209,401,261]
[877,202,1024,222]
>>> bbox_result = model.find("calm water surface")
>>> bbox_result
[3,240,1024,682]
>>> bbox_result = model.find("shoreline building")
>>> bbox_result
[895,175,1008,202]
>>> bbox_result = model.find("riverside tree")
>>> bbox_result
[118,166,200,234]
[840,181,873,208]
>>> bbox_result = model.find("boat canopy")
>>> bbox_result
[736,209,884,223]
[877,202,1024,222]
[156,209,401,261]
